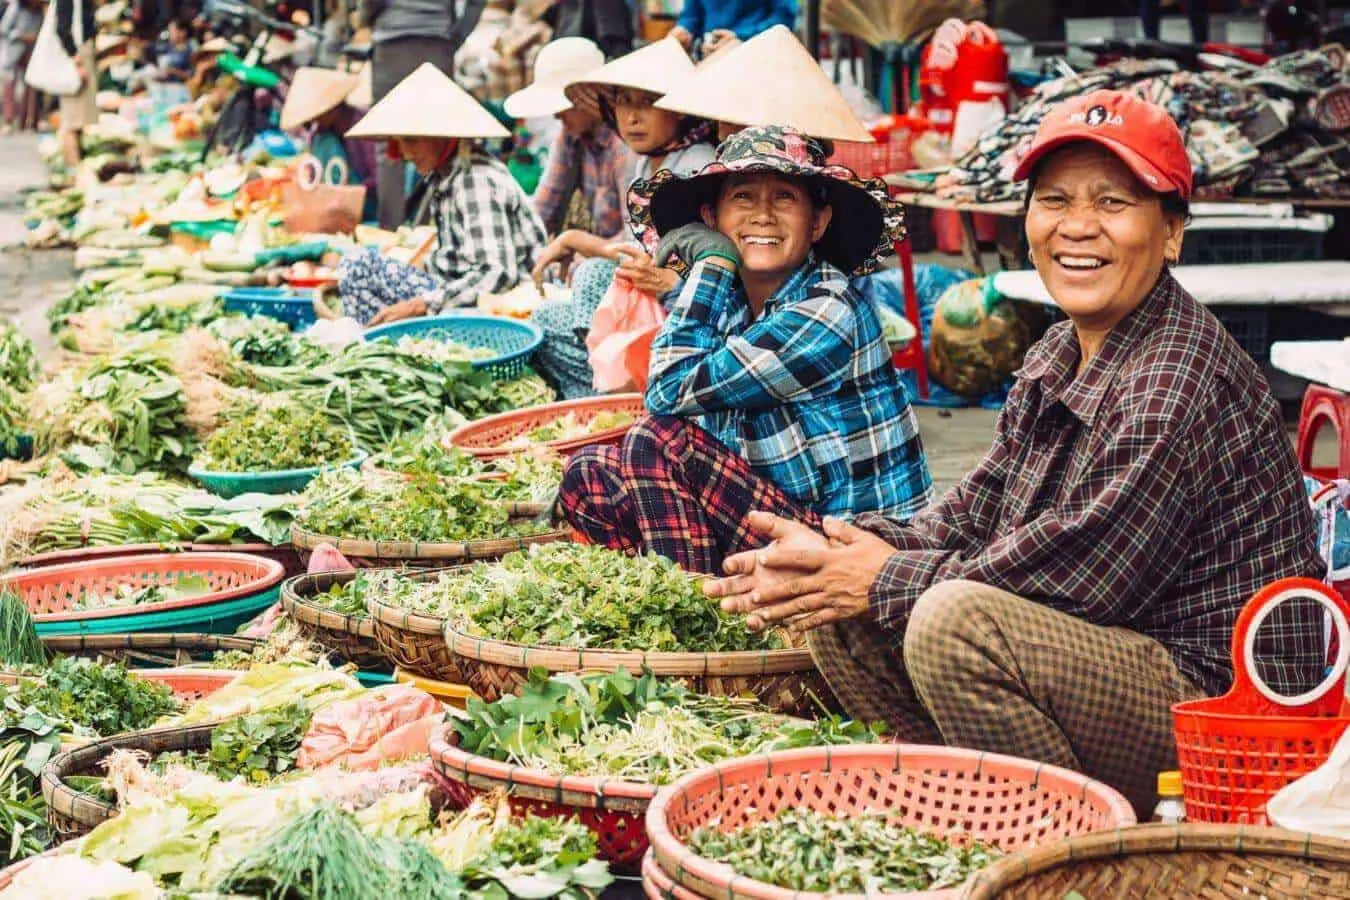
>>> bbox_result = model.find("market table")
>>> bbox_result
[887,189,1024,275]
[1272,339,1350,480]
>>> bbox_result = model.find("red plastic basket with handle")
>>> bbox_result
[1173,577,1350,824]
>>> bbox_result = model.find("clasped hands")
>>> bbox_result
[703,512,896,633]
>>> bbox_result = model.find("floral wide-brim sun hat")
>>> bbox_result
[627,125,906,276]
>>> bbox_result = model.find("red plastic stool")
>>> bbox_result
[1297,384,1350,481]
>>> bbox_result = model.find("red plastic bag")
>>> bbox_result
[586,277,666,393]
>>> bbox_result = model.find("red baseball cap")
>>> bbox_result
[1012,89,1193,200]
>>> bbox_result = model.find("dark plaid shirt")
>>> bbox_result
[858,273,1323,696]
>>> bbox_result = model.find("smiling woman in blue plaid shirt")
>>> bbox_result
[557,126,933,576]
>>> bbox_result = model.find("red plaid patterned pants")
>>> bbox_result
[558,416,821,575]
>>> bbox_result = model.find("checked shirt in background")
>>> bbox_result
[425,149,547,310]
[855,272,1325,698]
[646,258,933,519]
[532,123,631,239]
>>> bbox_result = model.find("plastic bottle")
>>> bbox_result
[1152,771,1187,824]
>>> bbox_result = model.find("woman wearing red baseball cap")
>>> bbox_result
[704,89,1325,817]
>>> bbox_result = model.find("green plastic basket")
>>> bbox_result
[1,552,285,637]
[188,450,368,499]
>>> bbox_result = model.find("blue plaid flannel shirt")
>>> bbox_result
[646,258,933,519]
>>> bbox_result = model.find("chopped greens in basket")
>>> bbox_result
[393,335,496,364]
[154,702,312,785]
[453,668,883,784]
[689,808,1001,894]
[196,404,357,473]
[6,657,180,737]
[71,573,212,612]
[307,570,406,617]
[367,436,563,503]
[207,315,331,368]
[298,469,552,544]
[511,410,635,447]
[445,543,781,652]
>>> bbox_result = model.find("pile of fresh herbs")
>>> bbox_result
[367,437,562,504]
[196,404,357,473]
[30,350,194,474]
[298,469,550,544]
[125,296,228,333]
[0,588,45,669]
[453,668,881,785]
[445,543,780,653]
[46,283,105,333]
[0,383,27,460]
[308,570,400,617]
[207,315,331,368]
[0,324,38,392]
[512,411,635,448]
[689,809,1001,894]
[6,657,180,737]
[0,740,49,863]
[393,335,495,365]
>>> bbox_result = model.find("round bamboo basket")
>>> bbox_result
[444,626,834,717]
[291,524,568,569]
[960,824,1350,899]
[279,570,385,668]
[41,724,214,838]
[365,569,466,682]
[39,632,261,667]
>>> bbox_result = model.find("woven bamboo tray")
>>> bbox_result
[291,524,568,569]
[960,824,1350,899]
[41,723,215,839]
[429,722,661,870]
[446,394,646,461]
[366,569,467,682]
[646,745,1136,900]
[40,632,261,667]
[16,543,305,577]
[444,626,834,717]
[279,570,385,668]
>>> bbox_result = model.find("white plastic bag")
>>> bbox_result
[25,0,82,97]
[1268,727,1350,838]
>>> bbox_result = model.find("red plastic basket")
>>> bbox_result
[645,745,1135,900]
[827,123,924,180]
[15,543,305,577]
[642,850,701,900]
[446,394,646,461]
[0,553,285,622]
[134,668,239,701]
[1173,577,1350,825]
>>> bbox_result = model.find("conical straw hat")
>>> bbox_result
[281,67,359,131]
[564,38,694,99]
[655,26,874,143]
[504,37,605,119]
[348,62,373,109]
[346,63,510,140]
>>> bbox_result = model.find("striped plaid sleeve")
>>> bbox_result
[870,399,1196,634]
[532,131,580,235]
[434,166,527,310]
[646,261,857,416]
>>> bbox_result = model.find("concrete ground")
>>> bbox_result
[0,131,1003,492]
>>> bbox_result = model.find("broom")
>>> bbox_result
[822,0,986,112]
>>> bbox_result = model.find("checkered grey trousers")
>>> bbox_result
[808,580,1206,817]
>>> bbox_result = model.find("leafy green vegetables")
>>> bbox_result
[70,573,211,612]
[0,325,37,392]
[447,544,780,652]
[0,383,27,459]
[196,404,356,472]
[309,571,398,617]
[203,702,312,784]
[0,588,44,669]
[31,350,194,474]
[393,335,495,364]
[368,437,563,504]
[689,809,1001,894]
[0,473,296,567]
[453,669,880,784]
[9,657,180,737]
[0,740,48,864]
[513,411,635,448]
[299,469,551,544]
[124,296,227,333]
[207,315,331,368]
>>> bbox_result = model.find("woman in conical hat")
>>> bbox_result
[337,63,547,326]
[528,38,716,400]
[556,124,932,575]
[281,67,376,222]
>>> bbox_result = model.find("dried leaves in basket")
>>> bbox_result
[690,808,1001,894]
[445,543,781,653]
